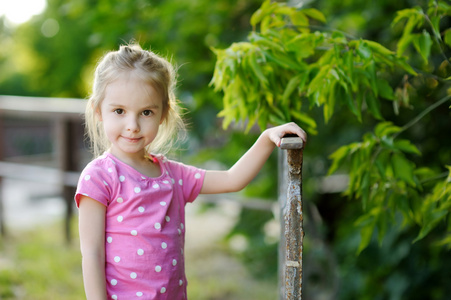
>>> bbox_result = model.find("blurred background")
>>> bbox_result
[0,0,450,299]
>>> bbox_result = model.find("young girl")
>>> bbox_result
[75,43,306,300]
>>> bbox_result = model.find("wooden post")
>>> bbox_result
[0,115,5,237]
[56,118,79,243]
[279,135,304,300]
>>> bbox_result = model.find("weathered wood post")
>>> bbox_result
[279,135,304,300]
[0,115,5,237]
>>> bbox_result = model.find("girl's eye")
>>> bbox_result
[114,109,124,115]
[142,110,153,116]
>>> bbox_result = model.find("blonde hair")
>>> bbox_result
[85,43,185,157]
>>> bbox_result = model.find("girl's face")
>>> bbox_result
[99,74,164,162]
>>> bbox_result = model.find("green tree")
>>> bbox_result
[211,0,451,298]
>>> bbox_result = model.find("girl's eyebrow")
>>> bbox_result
[107,103,160,109]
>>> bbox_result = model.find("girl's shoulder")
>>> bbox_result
[83,153,117,174]
[153,154,205,179]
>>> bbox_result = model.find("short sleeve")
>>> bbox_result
[164,158,205,204]
[74,160,112,208]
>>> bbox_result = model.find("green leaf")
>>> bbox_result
[328,145,350,175]
[414,209,448,243]
[290,110,317,134]
[356,41,372,60]
[300,8,326,23]
[444,29,451,48]
[307,66,329,97]
[357,226,373,255]
[394,139,421,155]
[338,85,361,122]
[412,30,432,63]
[391,153,416,187]
[365,40,394,56]
[430,16,442,41]
[282,73,306,104]
[250,32,285,53]
[374,122,401,138]
[365,92,383,120]
[248,50,269,88]
[286,34,317,59]
[394,57,418,76]
[250,0,272,28]
[360,171,371,210]
[376,78,395,100]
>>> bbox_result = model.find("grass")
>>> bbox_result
[0,218,278,299]
[0,220,84,300]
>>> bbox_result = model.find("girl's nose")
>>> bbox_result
[126,116,140,132]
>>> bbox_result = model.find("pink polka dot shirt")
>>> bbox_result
[75,153,205,299]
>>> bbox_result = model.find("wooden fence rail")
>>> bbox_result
[0,95,86,241]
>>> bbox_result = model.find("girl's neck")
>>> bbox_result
[108,149,162,178]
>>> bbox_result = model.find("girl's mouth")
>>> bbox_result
[121,136,142,143]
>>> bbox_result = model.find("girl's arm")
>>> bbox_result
[78,196,107,300]
[200,122,306,194]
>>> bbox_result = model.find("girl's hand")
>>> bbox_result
[266,122,307,148]
[201,122,307,194]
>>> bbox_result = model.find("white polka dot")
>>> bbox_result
[155,265,162,272]
[165,216,170,222]
[117,197,123,203]
[107,236,113,243]
[138,206,145,213]
[163,180,169,184]
[195,173,201,179]
[84,175,91,181]
[114,256,120,263]
[178,179,183,185]
[134,187,141,193]
[117,216,123,222]
[161,242,167,249]
[178,229,182,235]
[160,287,166,294]
[112,295,118,299]
[119,175,125,182]
[181,248,184,255]
[180,223,184,230]
[108,168,113,173]
[111,279,117,286]
[130,272,137,279]
[160,201,167,206]
[137,249,144,255]
[103,180,108,186]
[136,292,143,297]
[171,178,175,184]
[131,230,138,236]
[155,223,161,230]
[153,183,160,189]
[172,259,177,266]
[179,279,183,286]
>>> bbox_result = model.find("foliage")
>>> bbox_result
[1,0,451,298]
[210,0,417,133]
[211,0,451,253]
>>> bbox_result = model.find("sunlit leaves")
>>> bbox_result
[211,1,416,132]
[211,0,451,254]
[414,167,451,244]
[392,1,451,65]
[327,122,429,252]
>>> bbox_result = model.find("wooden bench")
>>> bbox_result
[0,95,86,241]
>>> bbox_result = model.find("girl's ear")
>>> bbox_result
[159,105,168,125]
[95,106,102,121]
